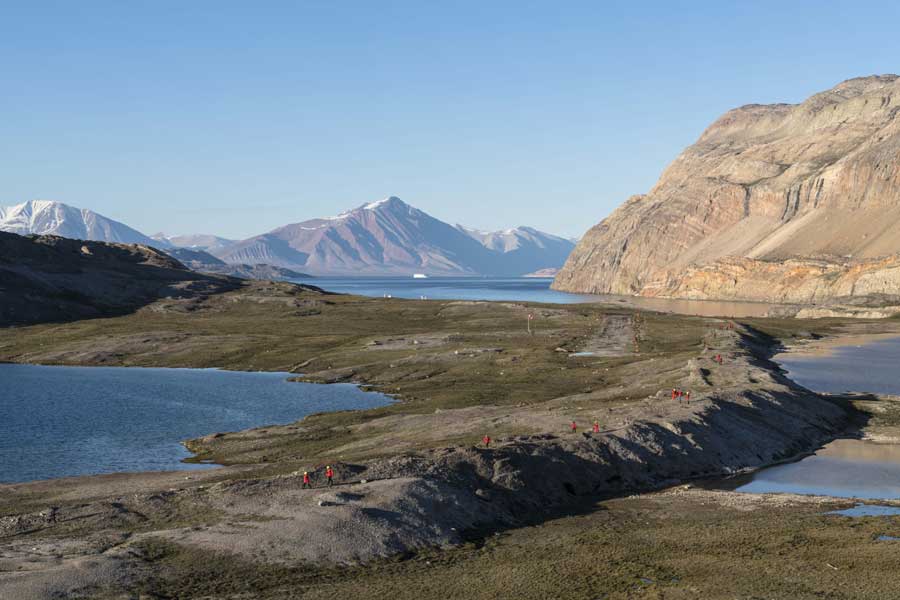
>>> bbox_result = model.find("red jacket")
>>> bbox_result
[325,468,334,479]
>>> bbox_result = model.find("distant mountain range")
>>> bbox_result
[152,233,235,254]
[216,197,575,276]
[1,197,575,277]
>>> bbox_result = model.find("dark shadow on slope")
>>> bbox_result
[0,232,246,328]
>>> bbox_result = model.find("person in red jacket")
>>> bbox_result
[592,421,600,434]
[483,435,491,448]
[571,421,577,433]
[325,465,334,487]
[302,471,311,489]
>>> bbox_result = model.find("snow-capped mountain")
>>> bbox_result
[0,200,167,247]
[153,233,235,254]
[215,196,575,276]
[455,225,576,275]
[2,197,575,277]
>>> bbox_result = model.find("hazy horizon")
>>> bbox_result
[3,1,900,239]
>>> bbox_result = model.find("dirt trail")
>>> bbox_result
[574,314,636,356]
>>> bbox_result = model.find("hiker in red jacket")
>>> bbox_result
[483,435,491,448]
[302,471,311,489]
[325,465,334,487]
[571,421,577,433]
[593,421,600,434]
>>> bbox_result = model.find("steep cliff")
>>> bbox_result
[554,75,900,303]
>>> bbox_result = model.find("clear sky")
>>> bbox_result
[2,1,899,240]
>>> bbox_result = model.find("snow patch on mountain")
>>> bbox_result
[154,233,235,253]
[215,196,575,276]
[0,200,166,247]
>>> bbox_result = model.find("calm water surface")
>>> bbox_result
[733,439,900,499]
[0,364,391,483]
[298,276,781,317]
[299,277,593,303]
[776,337,900,396]
[733,337,900,500]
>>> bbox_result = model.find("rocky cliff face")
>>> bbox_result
[554,75,900,303]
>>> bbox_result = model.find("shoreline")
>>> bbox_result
[0,364,396,485]
[774,330,900,359]
[0,303,864,492]
[2,289,896,598]
[0,305,879,492]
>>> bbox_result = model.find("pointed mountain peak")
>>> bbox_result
[362,196,407,211]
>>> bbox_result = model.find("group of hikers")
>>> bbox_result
[671,388,691,403]
[303,323,734,489]
[569,420,602,434]
[301,465,335,489]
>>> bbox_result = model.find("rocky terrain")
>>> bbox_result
[0,273,877,597]
[555,75,900,304]
[0,232,241,326]
[4,233,900,597]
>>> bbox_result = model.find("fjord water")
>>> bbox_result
[298,276,779,317]
[299,277,592,303]
[733,337,900,500]
[0,364,391,483]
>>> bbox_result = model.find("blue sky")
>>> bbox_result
[2,1,898,239]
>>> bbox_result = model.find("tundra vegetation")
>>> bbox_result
[2,278,900,599]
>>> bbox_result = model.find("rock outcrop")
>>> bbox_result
[0,232,241,326]
[554,75,900,303]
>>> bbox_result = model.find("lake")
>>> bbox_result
[297,276,782,317]
[730,336,900,500]
[730,438,900,500]
[776,336,900,396]
[0,364,392,483]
